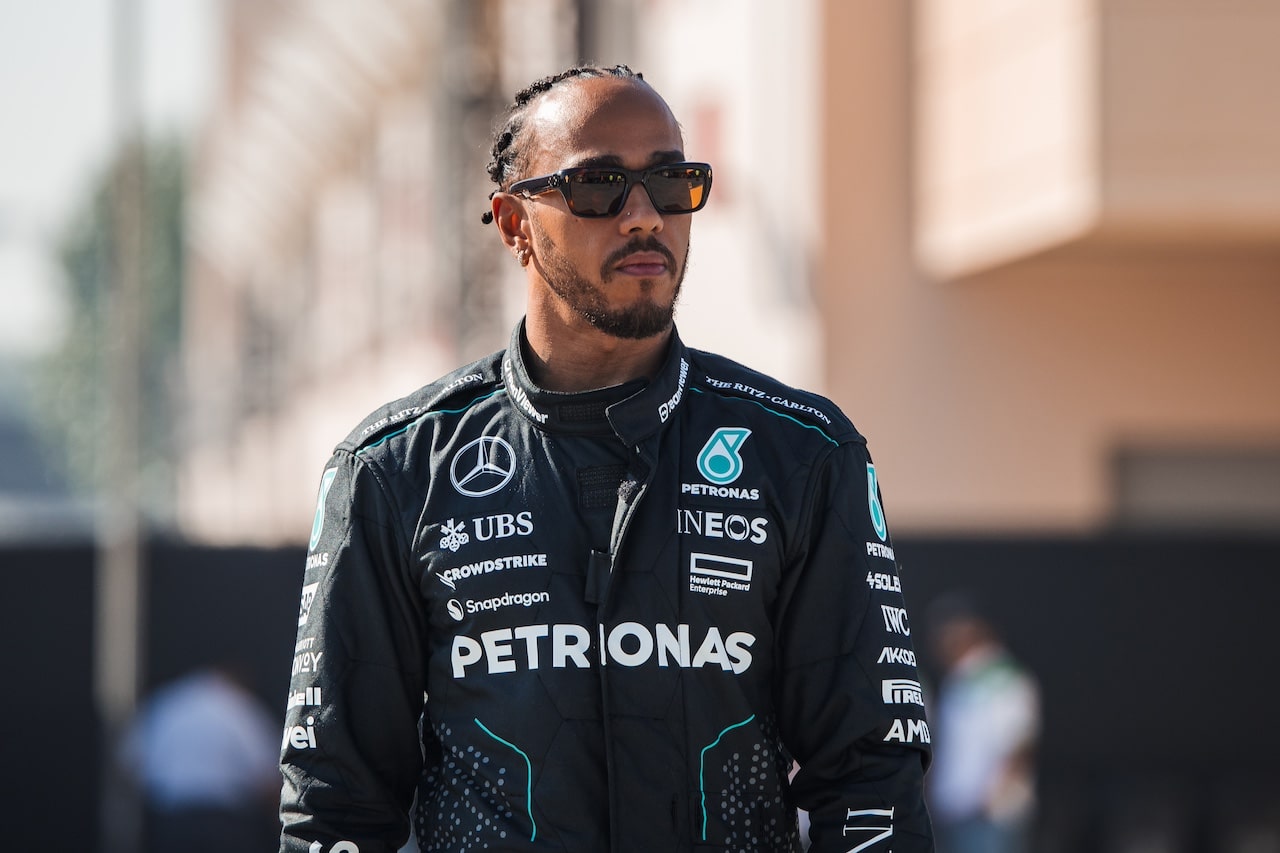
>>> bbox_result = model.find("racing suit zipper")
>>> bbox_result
[600,441,657,852]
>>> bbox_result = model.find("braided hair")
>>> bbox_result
[480,64,644,224]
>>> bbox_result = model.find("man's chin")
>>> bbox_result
[585,304,675,341]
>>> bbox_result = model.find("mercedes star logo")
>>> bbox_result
[450,435,516,498]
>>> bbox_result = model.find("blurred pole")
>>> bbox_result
[96,0,146,850]
[437,0,505,362]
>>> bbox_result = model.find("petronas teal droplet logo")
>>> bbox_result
[867,463,888,542]
[697,427,752,485]
[309,467,338,552]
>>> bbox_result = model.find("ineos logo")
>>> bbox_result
[450,436,516,498]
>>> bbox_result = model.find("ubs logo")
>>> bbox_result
[451,436,516,498]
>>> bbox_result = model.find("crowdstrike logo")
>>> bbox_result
[450,436,516,497]
[436,553,549,591]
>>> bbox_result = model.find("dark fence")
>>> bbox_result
[2,542,304,851]
[899,535,1280,852]
[2,535,1277,851]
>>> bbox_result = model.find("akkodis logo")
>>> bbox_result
[696,428,752,485]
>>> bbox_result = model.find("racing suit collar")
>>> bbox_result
[502,319,691,443]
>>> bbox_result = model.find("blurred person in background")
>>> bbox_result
[926,596,1039,853]
[279,64,932,853]
[122,664,281,853]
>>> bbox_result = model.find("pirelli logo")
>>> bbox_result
[882,678,925,706]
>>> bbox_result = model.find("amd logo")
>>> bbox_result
[884,718,931,744]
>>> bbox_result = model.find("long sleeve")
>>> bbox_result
[279,450,428,853]
[775,441,933,852]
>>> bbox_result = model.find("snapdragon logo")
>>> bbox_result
[451,622,755,677]
[446,591,551,621]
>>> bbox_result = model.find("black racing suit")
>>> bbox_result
[280,321,933,853]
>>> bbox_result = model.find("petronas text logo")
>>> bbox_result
[696,428,752,485]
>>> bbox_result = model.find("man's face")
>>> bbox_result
[518,77,692,340]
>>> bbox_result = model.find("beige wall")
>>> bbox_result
[821,0,1280,533]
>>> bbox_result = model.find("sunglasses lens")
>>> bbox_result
[556,164,712,217]
[565,171,629,217]
[649,166,711,213]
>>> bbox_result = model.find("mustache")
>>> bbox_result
[603,237,678,271]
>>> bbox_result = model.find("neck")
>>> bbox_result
[523,304,671,392]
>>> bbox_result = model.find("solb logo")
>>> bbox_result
[697,428,752,485]
[450,436,516,498]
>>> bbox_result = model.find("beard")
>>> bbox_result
[535,233,687,340]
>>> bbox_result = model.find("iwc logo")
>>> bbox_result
[451,436,516,498]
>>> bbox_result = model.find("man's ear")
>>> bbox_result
[492,193,531,256]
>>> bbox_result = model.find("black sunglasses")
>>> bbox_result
[507,162,713,218]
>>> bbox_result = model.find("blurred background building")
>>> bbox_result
[825,0,1280,535]
[178,0,1280,544]
[179,0,823,542]
[2,1,1278,851]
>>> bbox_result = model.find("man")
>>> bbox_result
[280,64,933,853]
[926,597,1038,853]
[123,666,281,852]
